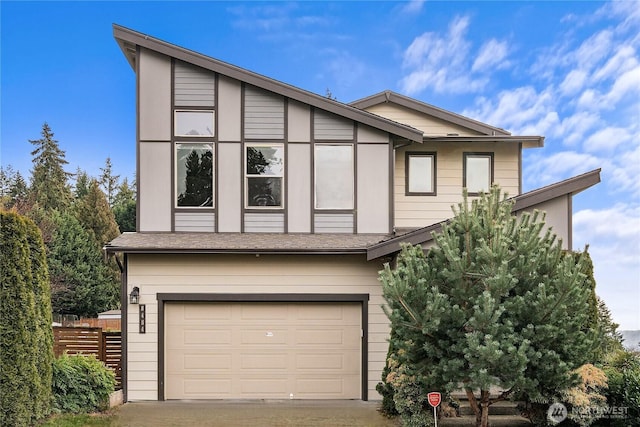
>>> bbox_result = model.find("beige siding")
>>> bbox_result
[244,212,285,233]
[363,103,483,137]
[139,142,172,231]
[139,48,171,141]
[217,75,241,141]
[394,142,520,229]
[288,100,311,142]
[287,144,311,232]
[357,144,390,233]
[217,143,242,232]
[125,254,390,401]
[518,196,571,250]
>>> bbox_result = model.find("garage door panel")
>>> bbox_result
[165,302,361,399]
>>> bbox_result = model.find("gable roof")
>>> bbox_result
[366,168,601,260]
[113,24,423,143]
[351,90,512,135]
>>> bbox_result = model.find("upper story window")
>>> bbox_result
[406,152,436,196]
[175,143,214,208]
[315,144,354,210]
[464,152,493,195]
[175,110,215,137]
[245,144,284,208]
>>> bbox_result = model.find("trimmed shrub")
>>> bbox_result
[52,354,116,414]
[1,211,52,426]
[602,349,640,427]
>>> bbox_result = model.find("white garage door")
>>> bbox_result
[165,302,361,399]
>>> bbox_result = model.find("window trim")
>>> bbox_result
[314,143,355,210]
[405,151,437,196]
[174,109,215,138]
[174,142,215,209]
[463,152,494,196]
[244,143,285,209]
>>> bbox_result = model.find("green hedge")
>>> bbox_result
[52,354,117,414]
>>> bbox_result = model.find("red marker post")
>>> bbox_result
[428,392,441,427]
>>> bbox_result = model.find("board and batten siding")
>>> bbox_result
[394,143,520,229]
[174,61,215,107]
[125,254,390,401]
[244,85,285,139]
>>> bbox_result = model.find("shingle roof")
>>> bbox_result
[104,232,390,255]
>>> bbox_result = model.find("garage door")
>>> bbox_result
[165,302,361,399]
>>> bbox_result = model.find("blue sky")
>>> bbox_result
[1,1,638,330]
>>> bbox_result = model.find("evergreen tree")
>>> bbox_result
[48,211,118,317]
[113,178,136,232]
[74,179,120,247]
[380,187,597,427]
[29,123,72,211]
[74,168,91,199]
[0,166,29,210]
[99,157,120,206]
[0,211,52,426]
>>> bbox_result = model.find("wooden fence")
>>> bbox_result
[53,327,122,389]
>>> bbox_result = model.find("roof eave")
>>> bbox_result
[351,90,511,137]
[112,24,423,143]
[103,246,369,256]
[423,135,545,148]
[366,168,601,260]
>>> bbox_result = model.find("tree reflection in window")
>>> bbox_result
[176,144,213,207]
[246,145,283,207]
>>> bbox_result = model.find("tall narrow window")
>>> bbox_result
[176,143,214,207]
[315,144,354,209]
[406,152,436,196]
[245,144,284,208]
[464,152,493,195]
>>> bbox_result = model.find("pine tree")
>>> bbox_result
[29,123,72,211]
[113,178,136,232]
[380,187,597,427]
[99,157,120,206]
[74,168,91,199]
[74,179,120,247]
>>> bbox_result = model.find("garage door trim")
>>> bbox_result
[157,293,369,401]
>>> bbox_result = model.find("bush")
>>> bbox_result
[52,354,116,414]
[601,349,640,426]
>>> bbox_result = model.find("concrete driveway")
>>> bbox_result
[114,400,401,427]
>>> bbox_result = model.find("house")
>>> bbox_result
[105,24,600,402]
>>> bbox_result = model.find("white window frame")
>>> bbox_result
[406,152,436,196]
[244,143,285,209]
[175,142,214,208]
[464,152,493,195]
[314,144,354,210]
[174,110,215,137]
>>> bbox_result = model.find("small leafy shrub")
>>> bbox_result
[563,364,608,426]
[52,354,116,414]
[602,349,640,427]
[385,350,434,427]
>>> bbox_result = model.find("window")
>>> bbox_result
[245,144,284,208]
[176,143,214,207]
[406,152,436,195]
[175,110,214,137]
[464,152,493,195]
[315,144,354,209]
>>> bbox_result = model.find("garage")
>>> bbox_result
[164,301,362,400]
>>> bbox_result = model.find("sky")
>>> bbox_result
[1,1,639,331]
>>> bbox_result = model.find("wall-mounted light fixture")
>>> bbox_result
[129,286,140,304]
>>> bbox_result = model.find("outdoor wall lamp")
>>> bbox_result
[129,286,140,304]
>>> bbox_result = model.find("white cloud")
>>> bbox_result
[523,151,604,188]
[559,69,588,96]
[583,126,631,152]
[472,39,510,72]
[608,142,640,198]
[401,0,426,14]
[400,15,491,94]
[573,204,640,330]
[552,111,601,146]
